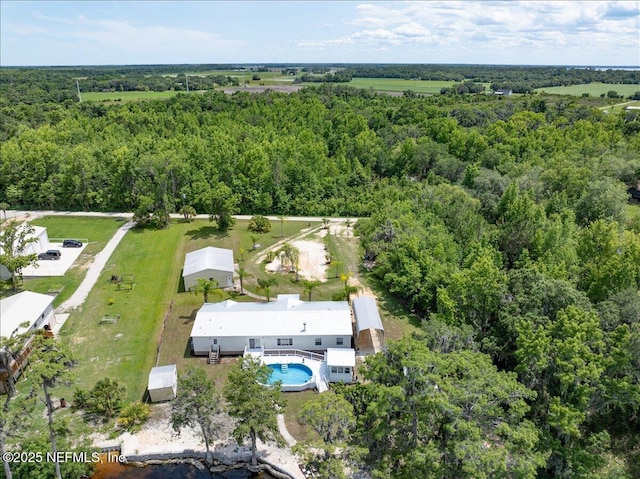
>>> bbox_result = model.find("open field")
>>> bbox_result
[348,78,459,94]
[81,90,185,102]
[535,82,640,97]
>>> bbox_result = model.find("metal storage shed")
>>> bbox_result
[147,364,177,402]
[182,247,234,292]
[353,297,384,337]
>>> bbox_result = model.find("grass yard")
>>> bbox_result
[10,216,124,306]
[535,82,640,98]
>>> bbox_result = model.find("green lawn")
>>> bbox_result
[535,82,640,98]
[348,78,458,94]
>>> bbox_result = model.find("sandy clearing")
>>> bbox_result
[265,240,329,281]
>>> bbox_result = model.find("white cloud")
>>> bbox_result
[296,1,639,64]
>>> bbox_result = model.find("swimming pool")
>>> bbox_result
[267,363,313,385]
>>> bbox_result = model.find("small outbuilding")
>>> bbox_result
[325,348,356,383]
[147,364,177,402]
[353,297,384,339]
[182,247,234,292]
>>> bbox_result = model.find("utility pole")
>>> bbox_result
[185,74,189,93]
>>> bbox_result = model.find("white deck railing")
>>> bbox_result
[262,348,324,361]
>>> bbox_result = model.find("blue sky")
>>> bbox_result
[1,1,638,66]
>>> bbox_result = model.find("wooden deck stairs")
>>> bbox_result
[208,345,220,365]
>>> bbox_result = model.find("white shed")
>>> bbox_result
[325,348,356,383]
[182,247,234,291]
[147,364,177,402]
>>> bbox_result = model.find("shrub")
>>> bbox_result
[248,215,272,233]
[117,402,151,432]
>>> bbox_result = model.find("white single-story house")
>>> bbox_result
[0,291,56,394]
[182,247,234,291]
[325,348,356,383]
[353,296,384,340]
[0,224,50,280]
[190,294,353,356]
[147,364,178,402]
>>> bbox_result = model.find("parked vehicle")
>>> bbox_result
[62,239,83,247]
[38,250,62,260]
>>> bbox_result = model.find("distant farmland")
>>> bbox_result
[348,78,458,94]
[535,82,640,97]
[81,90,185,102]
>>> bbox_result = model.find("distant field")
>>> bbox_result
[535,82,640,97]
[348,78,457,94]
[81,90,185,102]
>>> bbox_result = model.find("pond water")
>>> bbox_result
[92,461,276,479]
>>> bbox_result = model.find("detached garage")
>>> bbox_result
[182,247,234,292]
[147,365,177,402]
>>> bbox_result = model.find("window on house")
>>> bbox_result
[315,338,322,346]
[331,366,338,374]
[212,339,218,345]
[336,337,344,346]
[344,367,350,374]
[277,338,293,346]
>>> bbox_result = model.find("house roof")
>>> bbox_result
[148,364,177,391]
[352,296,384,334]
[183,247,234,278]
[190,294,353,338]
[326,348,356,367]
[0,291,54,338]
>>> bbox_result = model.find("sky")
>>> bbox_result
[1,1,639,67]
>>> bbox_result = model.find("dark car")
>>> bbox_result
[38,250,62,260]
[62,239,83,248]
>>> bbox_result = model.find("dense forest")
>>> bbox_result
[1,66,640,478]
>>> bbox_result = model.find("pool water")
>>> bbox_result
[267,363,313,385]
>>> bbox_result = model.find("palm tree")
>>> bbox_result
[237,268,251,295]
[179,204,196,222]
[257,277,278,302]
[331,260,343,279]
[193,278,220,303]
[301,279,321,301]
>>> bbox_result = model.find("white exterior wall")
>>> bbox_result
[32,303,56,330]
[192,334,351,356]
[149,385,177,402]
[328,370,354,383]
[184,269,233,291]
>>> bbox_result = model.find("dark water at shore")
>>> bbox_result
[92,461,276,479]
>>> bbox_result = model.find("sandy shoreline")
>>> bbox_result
[93,403,305,479]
